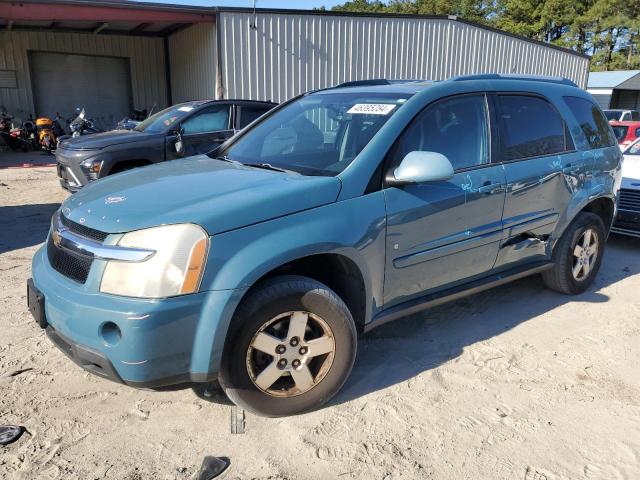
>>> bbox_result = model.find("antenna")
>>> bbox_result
[250,0,258,30]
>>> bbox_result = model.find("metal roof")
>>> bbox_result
[588,70,640,89]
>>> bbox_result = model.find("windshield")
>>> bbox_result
[134,103,198,133]
[611,125,629,141]
[603,110,621,121]
[216,92,411,176]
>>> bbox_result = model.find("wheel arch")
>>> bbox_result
[552,194,616,254]
[241,252,369,332]
[580,196,615,233]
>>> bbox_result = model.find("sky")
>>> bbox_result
[131,0,346,8]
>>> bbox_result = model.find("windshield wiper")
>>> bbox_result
[243,162,295,174]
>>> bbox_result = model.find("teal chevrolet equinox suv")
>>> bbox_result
[28,75,622,416]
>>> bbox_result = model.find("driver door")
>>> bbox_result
[383,94,506,306]
[166,104,233,159]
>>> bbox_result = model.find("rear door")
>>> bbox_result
[167,104,233,159]
[493,93,576,269]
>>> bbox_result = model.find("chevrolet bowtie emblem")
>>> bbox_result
[52,229,62,247]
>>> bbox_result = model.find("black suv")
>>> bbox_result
[55,99,276,191]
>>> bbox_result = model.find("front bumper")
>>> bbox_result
[55,147,95,192]
[56,163,83,192]
[611,209,640,238]
[30,246,245,388]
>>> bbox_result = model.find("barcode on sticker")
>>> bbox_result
[347,104,396,115]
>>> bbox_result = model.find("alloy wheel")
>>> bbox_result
[246,311,335,397]
[247,311,336,397]
[572,228,599,281]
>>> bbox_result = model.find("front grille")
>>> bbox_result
[619,188,640,212]
[60,214,108,242]
[47,237,92,284]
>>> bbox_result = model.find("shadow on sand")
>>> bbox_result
[0,203,60,254]
[332,234,640,405]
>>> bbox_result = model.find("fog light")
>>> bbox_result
[100,322,122,346]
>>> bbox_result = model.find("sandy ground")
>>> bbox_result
[1,165,640,480]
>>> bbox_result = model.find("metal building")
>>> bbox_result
[587,70,640,111]
[1,0,590,128]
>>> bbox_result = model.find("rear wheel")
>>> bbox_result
[542,212,606,295]
[219,275,357,417]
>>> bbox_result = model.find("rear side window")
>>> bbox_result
[239,105,271,128]
[564,96,617,148]
[633,111,640,121]
[497,95,569,161]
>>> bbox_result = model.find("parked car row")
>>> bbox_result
[55,99,276,191]
[30,74,626,417]
[613,137,640,237]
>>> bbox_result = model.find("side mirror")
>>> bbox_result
[174,128,185,156]
[387,151,455,186]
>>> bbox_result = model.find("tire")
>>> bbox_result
[542,212,606,295]
[219,275,357,417]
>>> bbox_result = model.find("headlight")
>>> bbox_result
[100,224,209,298]
[80,158,102,180]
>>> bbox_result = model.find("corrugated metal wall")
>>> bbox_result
[168,23,217,103]
[217,12,590,103]
[0,30,167,119]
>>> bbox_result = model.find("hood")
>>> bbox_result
[61,155,342,235]
[622,154,640,189]
[60,130,156,150]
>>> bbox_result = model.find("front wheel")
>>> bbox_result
[219,275,357,417]
[542,212,606,295]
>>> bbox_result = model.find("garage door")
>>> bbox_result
[30,52,132,131]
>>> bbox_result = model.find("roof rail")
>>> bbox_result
[334,79,391,88]
[451,73,578,87]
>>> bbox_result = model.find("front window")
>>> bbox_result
[217,92,411,176]
[134,103,200,134]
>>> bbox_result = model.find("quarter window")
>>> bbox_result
[497,95,568,161]
[564,96,617,149]
[390,94,490,170]
[239,105,270,128]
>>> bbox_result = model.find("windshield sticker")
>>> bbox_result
[347,103,396,115]
[178,106,194,112]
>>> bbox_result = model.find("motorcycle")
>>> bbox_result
[68,108,100,137]
[116,107,150,131]
[58,108,101,146]
[35,113,65,154]
[0,111,35,151]
[9,116,37,151]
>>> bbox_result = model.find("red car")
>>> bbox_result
[610,121,640,149]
